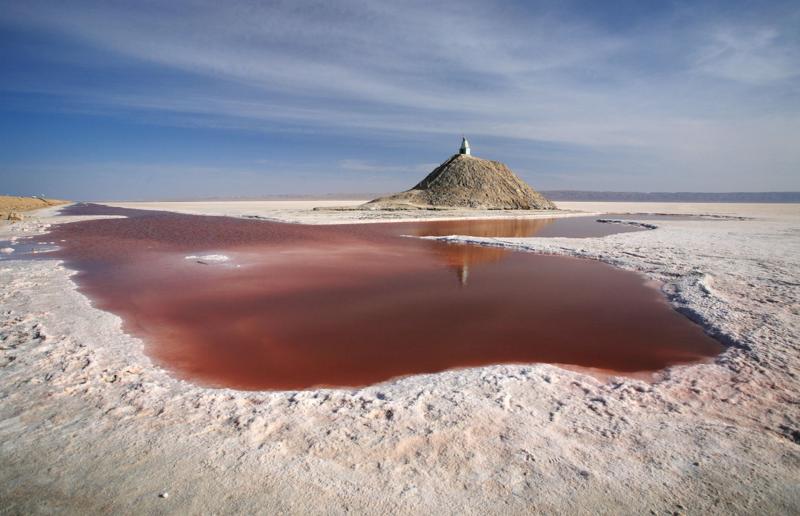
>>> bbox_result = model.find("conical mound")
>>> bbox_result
[363,154,556,210]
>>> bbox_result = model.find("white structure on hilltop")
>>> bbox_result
[459,136,471,155]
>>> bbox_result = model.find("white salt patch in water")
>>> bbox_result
[185,254,230,263]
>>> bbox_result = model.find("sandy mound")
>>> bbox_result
[363,154,555,210]
[0,195,68,220]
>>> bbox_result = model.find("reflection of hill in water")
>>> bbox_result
[407,218,556,238]
[407,219,556,285]
[433,242,508,285]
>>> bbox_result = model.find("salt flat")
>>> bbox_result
[103,199,591,223]
[1,201,798,514]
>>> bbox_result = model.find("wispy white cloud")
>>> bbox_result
[694,27,800,84]
[338,159,438,175]
[2,0,799,191]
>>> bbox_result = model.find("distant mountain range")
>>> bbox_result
[541,191,800,203]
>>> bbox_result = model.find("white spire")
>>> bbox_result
[459,136,471,155]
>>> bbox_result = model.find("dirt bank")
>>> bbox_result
[0,196,68,220]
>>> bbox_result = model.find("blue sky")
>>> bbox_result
[1,0,798,200]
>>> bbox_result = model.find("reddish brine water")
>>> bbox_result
[31,204,722,390]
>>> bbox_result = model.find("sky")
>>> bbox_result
[1,0,798,200]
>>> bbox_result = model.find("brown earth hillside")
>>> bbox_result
[363,154,555,210]
[0,196,68,220]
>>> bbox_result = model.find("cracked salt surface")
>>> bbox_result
[0,201,798,514]
[0,238,59,260]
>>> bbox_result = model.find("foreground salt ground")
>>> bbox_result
[0,202,798,514]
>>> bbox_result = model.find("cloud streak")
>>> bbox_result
[1,0,799,194]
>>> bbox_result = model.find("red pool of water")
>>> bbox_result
[34,204,722,390]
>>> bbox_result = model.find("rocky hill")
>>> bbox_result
[363,154,555,210]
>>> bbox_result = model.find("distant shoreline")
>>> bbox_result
[541,191,800,203]
[79,191,800,203]
[9,191,799,204]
